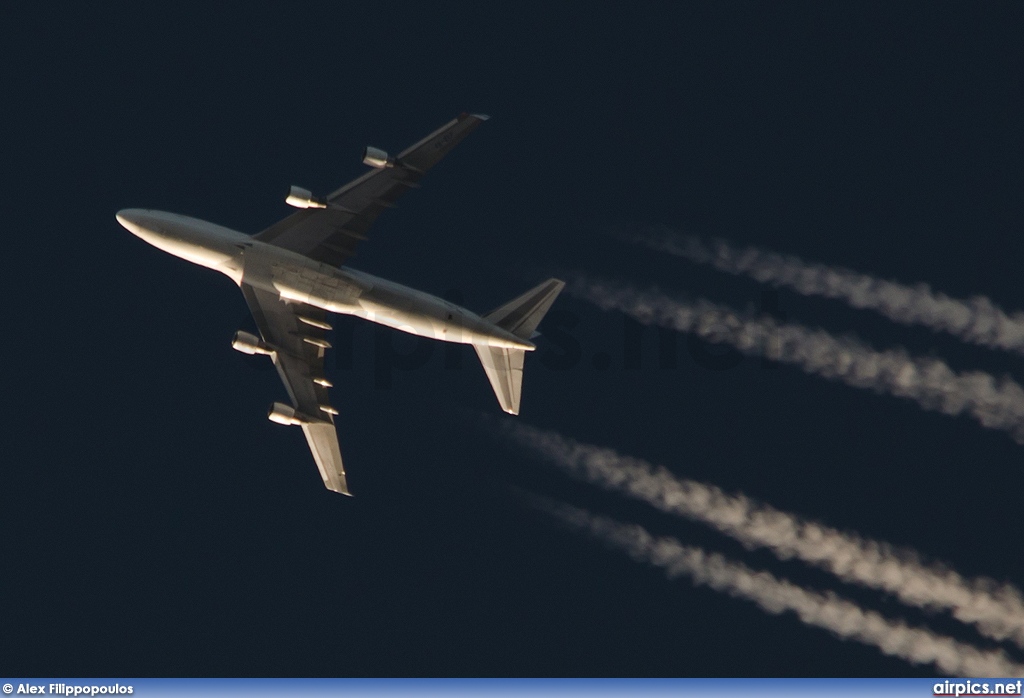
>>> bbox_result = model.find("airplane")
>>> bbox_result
[118,113,564,496]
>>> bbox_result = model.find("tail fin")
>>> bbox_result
[475,278,565,415]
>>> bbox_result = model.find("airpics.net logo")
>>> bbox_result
[934,680,1024,696]
[2,685,133,696]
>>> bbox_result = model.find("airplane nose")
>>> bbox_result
[117,209,139,232]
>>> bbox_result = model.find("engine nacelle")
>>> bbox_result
[232,330,275,356]
[362,146,393,169]
[268,402,305,426]
[285,185,327,209]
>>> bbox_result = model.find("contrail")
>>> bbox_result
[632,229,1024,354]
[534,499,1024,677]
[570,276,1024,443]
[500,422,1024,648]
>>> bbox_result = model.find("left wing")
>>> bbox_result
[241,283,350,495]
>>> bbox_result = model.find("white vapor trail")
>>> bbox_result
[570,276,1024,442]
[501,422,1024,648]
[634,229,1024,354]
[535,500,1024,677]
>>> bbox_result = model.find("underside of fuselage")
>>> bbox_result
[118,208,534,351]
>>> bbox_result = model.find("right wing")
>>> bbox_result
[241,282,350,495]
[253,113,489,267]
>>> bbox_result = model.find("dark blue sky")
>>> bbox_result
[2,1,1022,677]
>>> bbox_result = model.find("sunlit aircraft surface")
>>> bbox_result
[118,114,563,495]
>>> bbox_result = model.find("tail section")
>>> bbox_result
[482,278,565,341]
[473,345,526,414]
[475,278,565,415]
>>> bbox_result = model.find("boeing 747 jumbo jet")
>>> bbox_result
[118,113,564,495]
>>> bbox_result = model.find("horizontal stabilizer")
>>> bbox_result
[484,278,565,340]
[474,345,525,415]
[475,278,563,414]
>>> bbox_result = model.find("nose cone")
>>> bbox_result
[116,209,149,237]
[117,208,172,253]
[117,207,239,274]
[117,208,169,250]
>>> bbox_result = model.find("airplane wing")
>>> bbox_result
[241,283,350,495]
[253,112,489,267]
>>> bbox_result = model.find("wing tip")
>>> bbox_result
[325,480,353,496]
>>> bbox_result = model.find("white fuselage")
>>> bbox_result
[117,209,534,351]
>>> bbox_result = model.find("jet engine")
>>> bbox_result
[285,185,327,209]
[268,402,305,426]
[362,146,393,169]
[232,330,275,356]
